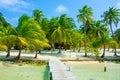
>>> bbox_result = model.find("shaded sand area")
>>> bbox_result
[0,61,49,80]
[65,61,120,80]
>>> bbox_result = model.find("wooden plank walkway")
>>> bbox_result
[48,59,77,80]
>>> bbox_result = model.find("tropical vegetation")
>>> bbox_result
[0,5,120,59]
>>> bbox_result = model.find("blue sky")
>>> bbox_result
[0,0,120,30]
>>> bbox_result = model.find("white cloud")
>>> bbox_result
[0,0,32,12]
[55,5,68,13]
[116,2,120,8]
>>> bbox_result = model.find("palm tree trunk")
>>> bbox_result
[101,44,106,58]
[109,23,114,37]
[6,49,10,57]
[78,42,81,52]
[58,43,61,53]
[114,46,117,56]
[17,49,21,59]
[84,26,87,57]
[34,50,38,58]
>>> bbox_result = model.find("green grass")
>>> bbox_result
[0,62,49,80]
[67,62,120,80]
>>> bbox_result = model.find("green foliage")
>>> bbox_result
[101,7,120,36]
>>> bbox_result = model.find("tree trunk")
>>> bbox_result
[101,44,106,58]
[34,51,38,58]
[58,43,61,53]
[109,22,114,37]
[114,46,117,56]
[6,49,10,57]
[78,42,81,52]
[17,49,21,59]
[84,26,87,57]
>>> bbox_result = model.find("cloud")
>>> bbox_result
[0,0,32,13]
[116,2,120,8]
[55,5,68,13]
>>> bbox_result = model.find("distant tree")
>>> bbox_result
[33,9,44,23]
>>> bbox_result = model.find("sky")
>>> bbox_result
[0,0,120,31]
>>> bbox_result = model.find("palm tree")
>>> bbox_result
[91,39,100,58]
[51,26,63,53]
[114,28,120,56]
[77,5,93,56]
[90,20,107,39]
[29,39,50,58]
[51,14,76,53]
[33,9,44,23]
[16,14,48,59]
[100,34,110,58]
[101,7,120,37]
[0,25,17,57]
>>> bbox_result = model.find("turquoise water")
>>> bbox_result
[66,61,120,80]
[0,62,49,80]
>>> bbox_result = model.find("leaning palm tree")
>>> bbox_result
[16,15,48,59]
[101,7,120,37]
[0,25,17,57]
[77,5,93,56]
[15,36,27,59]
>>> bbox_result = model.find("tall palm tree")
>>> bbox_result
[101,7,120,36]
[51,14,76,53]
[77,5,93,56]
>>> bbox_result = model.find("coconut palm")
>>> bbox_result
[0,25,17,57]
[90,20,107,39]
[16,14,48,59]
[51,14,76,53]
[91,39,101,58]
[33,9,44,23]
[101,7,120,36]
[100,34,110,58]
[77,5,93,56]
[29,39,50,58]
